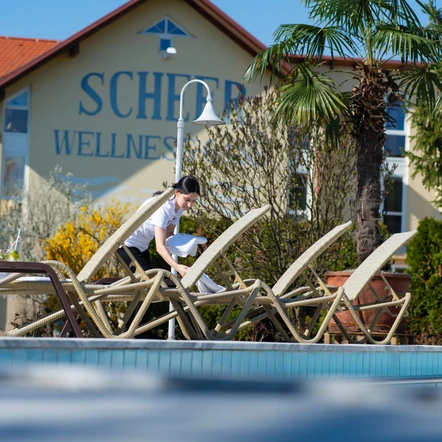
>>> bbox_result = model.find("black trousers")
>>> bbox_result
[116,246,164,339]
[116,246,152,272]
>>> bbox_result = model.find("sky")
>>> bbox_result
[1,0,436,48]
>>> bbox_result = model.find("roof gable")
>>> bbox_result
[0,0,266,93]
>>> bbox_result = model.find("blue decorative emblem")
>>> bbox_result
[141,17,192,55]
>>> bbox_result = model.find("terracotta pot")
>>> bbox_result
[325,271,411,335]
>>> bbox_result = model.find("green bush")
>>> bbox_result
[406,217,442,344]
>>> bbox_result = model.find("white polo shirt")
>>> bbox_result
[124,196,183,252]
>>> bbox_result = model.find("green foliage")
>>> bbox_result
[406,103,442,208]
[406,217,442,344]
[181,87,359,340]
[245,0,442,264]
[183,87,358,285]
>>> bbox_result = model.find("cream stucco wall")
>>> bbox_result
[1,0,270,207]
[406,136,442,230]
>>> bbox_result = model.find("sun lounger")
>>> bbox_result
[261,230,417,344]
[99,205,272,340]
[0,189,174,337]
[216,220,353,342]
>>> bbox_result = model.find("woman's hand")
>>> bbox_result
[175,264,189,277]
[154,226,189,278]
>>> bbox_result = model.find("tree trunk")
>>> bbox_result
[352,65,386,265]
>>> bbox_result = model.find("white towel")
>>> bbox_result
[196,273,225,294]
[166,234,207,257]
[165,234,226,294]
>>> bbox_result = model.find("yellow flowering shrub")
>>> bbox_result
[43,200,132,279]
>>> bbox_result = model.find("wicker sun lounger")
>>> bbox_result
[99,205,272,340]
[325,230,418,344]
[262,230,417,344]
[0,189,174,338]
[1,203,271,340]
[215,220,354,342]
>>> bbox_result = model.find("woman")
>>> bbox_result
[117,175,200,277]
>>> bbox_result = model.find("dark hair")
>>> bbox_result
[172,175,200,195]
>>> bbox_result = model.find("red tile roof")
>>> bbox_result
[0,36,59,79]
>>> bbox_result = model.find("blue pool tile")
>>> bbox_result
[84,349,99,366]
[56,350,72,364]
[273,350,283,379]
[221,350,232,377]
[70,350,86,365]
[3,339,442,384]
[134,349,148,370]
[122,350,137,370]
[42,349,57,364]
[282,351,292,380]
[255,351,267,378]
[191,350,203,376]
[211,350,223,377]
[298,352,308,379]
[436,353,442,375]
[146,350,161,373]
[409,352,418,377]
[202,350,214,376]
[97,350,112,368]
[11,349,28,367]
[0,350,12,367]
[110,350,124,370]
[180,350,193,376]
[27,349,43,364]
[169,349,182,375]
[335,351,345,377]
[247,351,259,379]
[306,353,315,378]
[267,353,277,378]
[158,350,171,374]
[328,352,338,378]
[231,351,242,377]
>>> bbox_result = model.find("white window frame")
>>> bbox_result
[288,148,312,219]
[383,103,409,234]
[1,87,30,202]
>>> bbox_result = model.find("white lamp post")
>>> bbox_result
[168,79,225,340]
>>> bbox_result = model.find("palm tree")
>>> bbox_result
[245,0,442,264]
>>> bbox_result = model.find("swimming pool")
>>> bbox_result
[1,338,441,381]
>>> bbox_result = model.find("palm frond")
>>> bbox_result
[273,63,348,128]
[417,0,442,30]
[398,64,442,108]
[244,40,295,84]
[379,0,422,26]
[303,0,381,32]
[245,24,357,84]
[273,24,357,60]
[373,24,442,63]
